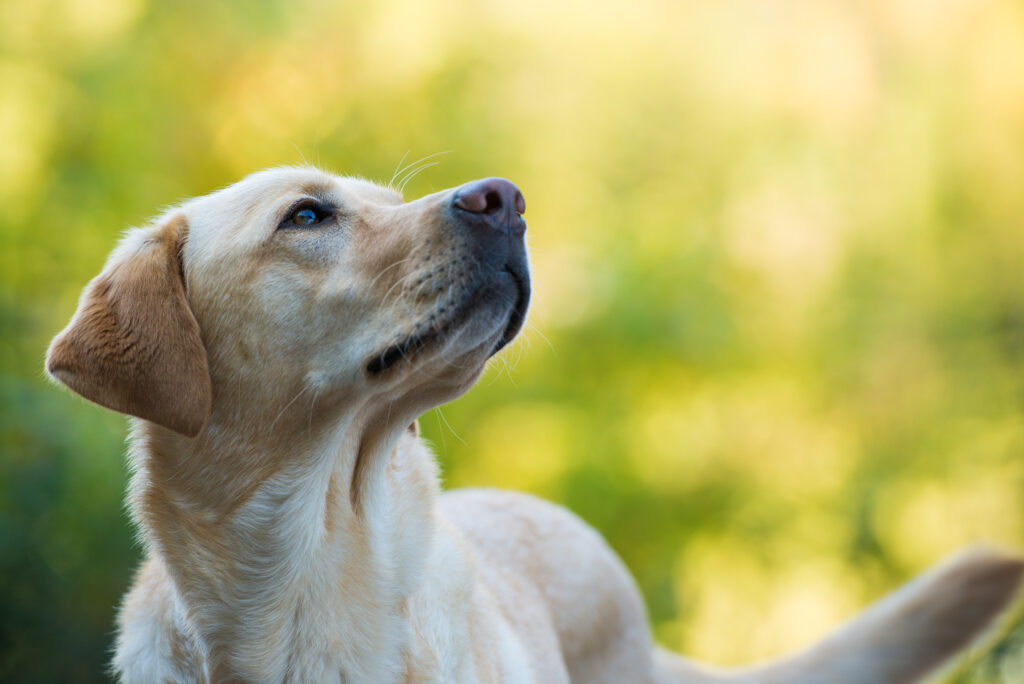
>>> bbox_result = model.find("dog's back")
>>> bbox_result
[443,489,1023,684]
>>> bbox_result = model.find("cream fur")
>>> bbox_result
[46,167,1024,683]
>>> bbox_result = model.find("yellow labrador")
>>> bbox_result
[47,167,1022,683]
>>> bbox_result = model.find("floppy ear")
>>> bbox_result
[46,215,212,437]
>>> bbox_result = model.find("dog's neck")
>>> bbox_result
[127,400,439,682]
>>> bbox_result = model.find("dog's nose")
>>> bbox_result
[452,178,526,236]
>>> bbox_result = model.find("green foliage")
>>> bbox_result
[3,0,1024,681]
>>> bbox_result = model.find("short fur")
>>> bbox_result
[47,167,1023,683]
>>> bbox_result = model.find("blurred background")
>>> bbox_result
[3,0,1024,681]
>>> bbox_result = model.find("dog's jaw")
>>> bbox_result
[363,222,531,381]
[364,261,530,377]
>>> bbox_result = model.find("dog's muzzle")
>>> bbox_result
[365,178,531,376]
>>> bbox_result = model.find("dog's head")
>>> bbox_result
[45,167,530,438]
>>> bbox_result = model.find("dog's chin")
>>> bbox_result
[365,268,529,378]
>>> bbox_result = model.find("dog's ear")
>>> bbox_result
[46,215,212,437]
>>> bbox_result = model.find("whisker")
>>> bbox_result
[525,322,556,354]
[389,150,411,187]
[508,336,527,374]
[435,406,466,445]
[381,269,421,310]
[397,162,439,194]
[291,142,309,168]
[393,151,452,189]
[307,389,319,438]
[366,256,414,292]
[310,127,324,169]
[269,385,310,433]
[433,409,448,458]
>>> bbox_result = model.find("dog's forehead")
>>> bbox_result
[196,168,399,213]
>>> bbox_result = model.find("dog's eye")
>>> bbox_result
[282,200,333,229]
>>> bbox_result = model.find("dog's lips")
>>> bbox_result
[365,325,449,375]
[365,265,529,376]
[491,267,528,355]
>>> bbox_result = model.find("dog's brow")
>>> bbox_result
[298,180,334,197]
[280,181,344,218]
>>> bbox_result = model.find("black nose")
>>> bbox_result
[452,178,526,236]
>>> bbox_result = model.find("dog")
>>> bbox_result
[46,167,1023,683]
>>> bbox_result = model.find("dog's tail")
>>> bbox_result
[652,547,1024,684]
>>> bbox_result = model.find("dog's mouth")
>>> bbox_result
[366,267,529,376]
[495,268,529,352]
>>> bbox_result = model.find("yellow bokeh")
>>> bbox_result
[627,372,857,496]
[0,60,65,209]
[669,536,862,665]
[448,403,584,495]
